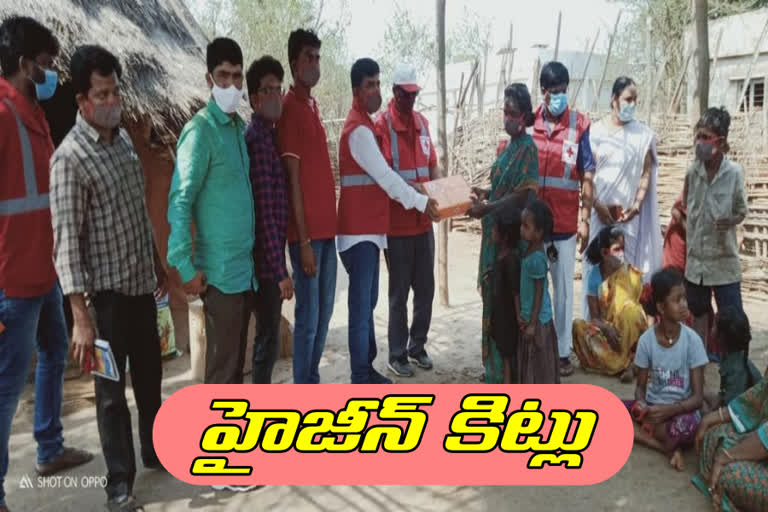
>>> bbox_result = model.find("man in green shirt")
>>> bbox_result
[168,38,257,387]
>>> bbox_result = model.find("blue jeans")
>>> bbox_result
[339,242,380,384]
[0,283,68,506]
[289,239,338,384]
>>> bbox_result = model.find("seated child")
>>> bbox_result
[713,306,762,407]
[624,268,708,471]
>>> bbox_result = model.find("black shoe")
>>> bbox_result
[105,495,139,512]
[369,369,394,384]
[142,457,163,471]
[387,359,414,377]
[409,351,433,370]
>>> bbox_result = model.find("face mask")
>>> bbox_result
[366,92,382,114]
[91,103,122,129]
[504,118,523,138]
[395,91,416,113]
[613,251,625,264]
[34,69,58,101]
[300,66,320,88]
[260,95,282,121]
[547,92,568,116]
[696,141,715,162]
[211,83,243,114]
[618,101,635,123]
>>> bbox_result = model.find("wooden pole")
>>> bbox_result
[692,0,710,122]
[709,27,723,86]
[480,48,489,115]
[531,57,541,108]
[506,23,514,84]
[553,11,562,61]
[666,50,694,116]
[435,0,449,307]
[572,29,599,109]
[734,14,768,127]
[646,16,654,123]
[763,76,768,151]
[592,10,622,112]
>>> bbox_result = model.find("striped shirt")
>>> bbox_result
[50,113,156,296]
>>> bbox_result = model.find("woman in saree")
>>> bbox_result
[467,84,539,384]
[573,226,647,381]
[693,377,768,511]
[582,76,662,319]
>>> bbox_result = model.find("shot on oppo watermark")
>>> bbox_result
[18,474,108,490]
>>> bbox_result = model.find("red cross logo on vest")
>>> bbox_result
[566,146,575,158]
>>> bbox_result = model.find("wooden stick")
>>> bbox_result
[709,27,723,86]
[572,29,599,108]
[435,0,449,307]
[735,14,768,130]
[592,10,622,112]
[646,15,654,123]
[666,50,693,116]
[531,57,541,107]
[554,11,562,61]
[763,77,767,150]
[647,54,669,123]
[507,23,514,84]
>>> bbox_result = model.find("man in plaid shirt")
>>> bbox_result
[245,56,293,384]
[49,46,166,511]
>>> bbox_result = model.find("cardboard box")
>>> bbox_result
[423,175,472,221]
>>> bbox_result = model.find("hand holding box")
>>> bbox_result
[423,175,473,221]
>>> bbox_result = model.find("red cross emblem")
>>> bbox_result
[566,146,575,158]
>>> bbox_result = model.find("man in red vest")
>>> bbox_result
[337,58,439,384]
[532,61,595,378]
[0,17,92,512]
[374,64,439,378]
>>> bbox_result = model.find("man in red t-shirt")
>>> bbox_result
[277,29,338,384]
[0,17,92,512]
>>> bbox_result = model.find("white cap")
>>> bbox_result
[392,64,420,92]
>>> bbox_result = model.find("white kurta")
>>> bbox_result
[581,118,662,319]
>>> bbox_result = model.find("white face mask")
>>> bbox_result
[618,101,636,123]
[211,83,243,114]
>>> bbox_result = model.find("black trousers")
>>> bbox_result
[251,280,283,384]
[92,291,162,500]
[201,286,252,384]
[385,230,435,363]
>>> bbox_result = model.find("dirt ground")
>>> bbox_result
[5,230,767,512]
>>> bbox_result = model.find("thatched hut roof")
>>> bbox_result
[0,0,211,136]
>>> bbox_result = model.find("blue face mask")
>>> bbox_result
[35,69,58,101]
[547,92,568,116]
[618,101,636,123]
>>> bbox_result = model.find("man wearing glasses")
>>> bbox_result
[245,56,292,384]
[531,61,595,378]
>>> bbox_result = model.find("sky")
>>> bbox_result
[330,0,625,61]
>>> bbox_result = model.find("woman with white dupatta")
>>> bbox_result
[581,76,662,320]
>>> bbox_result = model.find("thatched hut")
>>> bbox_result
[0,0,212,353]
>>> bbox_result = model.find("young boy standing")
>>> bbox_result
[683,107,748,346]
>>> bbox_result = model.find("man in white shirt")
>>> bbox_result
[336,58,439,384]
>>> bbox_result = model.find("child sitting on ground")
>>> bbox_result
[517,199,560,384]
[625,268,708,471]
[711,307,762,408]
[489,204,523,384]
